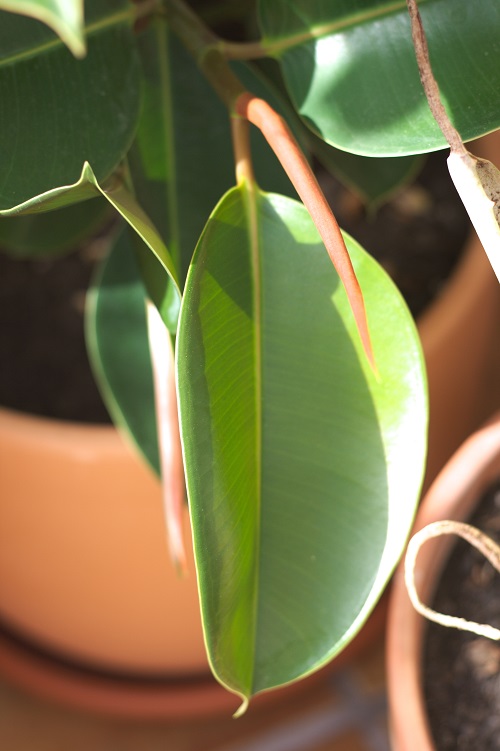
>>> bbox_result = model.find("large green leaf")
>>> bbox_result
[177,184,427,705]
[0,0,141,208]
[130,21,304,287]
[86,228,160,475]
[0,0,85,57]
[258,0,500,156]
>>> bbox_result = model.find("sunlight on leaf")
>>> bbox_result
[258,0,500,156]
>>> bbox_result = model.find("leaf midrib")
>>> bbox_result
[242,179,262,699]
[260,0,431,56]
[0,6,134,68]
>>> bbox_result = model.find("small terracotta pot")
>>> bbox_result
[386,413,500,751]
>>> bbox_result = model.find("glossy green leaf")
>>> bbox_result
[0,0,85,57]
[0,161,180,332]
[258,0,500,156]
[0,197,112,257]
[129,21,304,287]
[177,185,427,705]
[0,0,141,209]
[86,228,160,475]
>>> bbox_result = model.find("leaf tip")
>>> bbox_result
[233,697,250,718]
[69,36,87,60]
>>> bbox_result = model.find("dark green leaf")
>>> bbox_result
[86,228,160,475]
[0,0,141,208]
[258,0,500,156]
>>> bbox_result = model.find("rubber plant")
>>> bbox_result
[0,0,498,712]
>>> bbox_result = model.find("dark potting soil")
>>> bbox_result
[0,149,470,423]
[0,237,112,424]
[424,478,500,751]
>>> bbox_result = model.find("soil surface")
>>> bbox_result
[0,149,470,423]
[424,478,500,750]
[0,234,112,424]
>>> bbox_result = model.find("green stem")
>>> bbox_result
[231,115,255,186]
[214,39,269,60]
[215,0,416,61]
[164,0,246,109]
[162,0,218,59]
[135,0,163,23]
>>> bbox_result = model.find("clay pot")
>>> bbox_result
[419,230,500,491]
[419,130,500,490]
[386,413,500,750]
[0,407,385,718]
[0,409,231,716]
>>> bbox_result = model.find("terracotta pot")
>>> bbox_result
[419,228,500,491]
[0,409,232,716]
[417,130,500,490]
[0,410,206,677]
[386,413,500,751]
[0,407,386,718]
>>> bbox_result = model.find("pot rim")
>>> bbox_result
[386,412,500,751]
[0,621,241,719]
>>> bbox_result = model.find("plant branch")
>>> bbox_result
[164,0,246,108]
[406,0,467,155]
[165,0,374,368]
[235,92,375,369]
[215,39,269,60]
[161,0,218,56]
[134,0,163,22]
[231,115,255,186]
[405,520,500,640]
